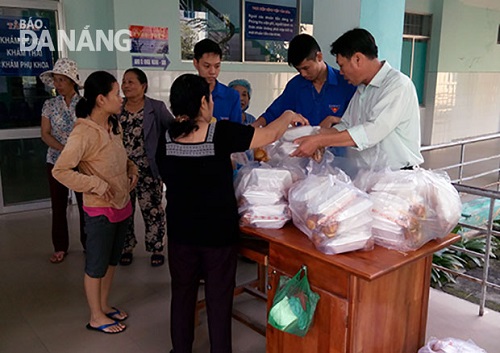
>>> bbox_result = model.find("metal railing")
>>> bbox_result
[445,184,500,316]
[421,132,500,188]
[421,133,500,316]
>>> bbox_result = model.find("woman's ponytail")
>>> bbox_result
[108,115,120,135]
[169,117,199,139]
[75,97,91,118]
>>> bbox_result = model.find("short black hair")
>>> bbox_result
[330,28,378,60]
[124,67,148,93]
[287,34,321,67]
[193,38,222,61]
[169,74,210,138]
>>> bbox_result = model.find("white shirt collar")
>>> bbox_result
[367,60,391,88]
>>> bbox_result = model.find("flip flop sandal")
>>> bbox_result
[86,321,126,334]
[105,307,128,322]
[50,251,66,264]
[119,253,133,266]
[151,254,165,267]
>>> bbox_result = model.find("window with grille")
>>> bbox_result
[401,13,431,105]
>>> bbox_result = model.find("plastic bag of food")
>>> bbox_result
[418,337,486,353]
[369,168,462,251]
[306,150,350,183]
[268,125,323,168]
[235,163,293,202]
[279,125,320,155]
[240,202,291,229]
[288,172,373,255]
[235,163,294,228]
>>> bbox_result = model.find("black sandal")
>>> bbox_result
[119,253,133,266]
[151,254,165,267]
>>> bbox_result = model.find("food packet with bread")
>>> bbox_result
[235,163,295,228]
[240,202,291,229]
[368,168,461,251]
[270,125,324,164]
[254,147,270,162]
[288,172,373,255]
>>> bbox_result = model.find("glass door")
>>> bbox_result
[0,1,60,213]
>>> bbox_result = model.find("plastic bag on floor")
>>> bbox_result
[418,337,487,353]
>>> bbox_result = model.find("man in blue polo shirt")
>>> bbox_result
[193,38,242,123]
[252,34,356,155]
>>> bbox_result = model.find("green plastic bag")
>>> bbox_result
[268,266,320,337]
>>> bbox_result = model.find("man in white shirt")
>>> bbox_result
[291,28,424,170]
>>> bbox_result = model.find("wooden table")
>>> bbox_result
[241,224,460,353]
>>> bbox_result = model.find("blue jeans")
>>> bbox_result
[84,213,130,278]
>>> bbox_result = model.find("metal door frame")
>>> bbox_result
[0,0,63,213]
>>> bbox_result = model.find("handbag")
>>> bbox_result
[268,265,320,337]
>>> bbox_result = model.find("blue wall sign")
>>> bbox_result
[0,16,53,77]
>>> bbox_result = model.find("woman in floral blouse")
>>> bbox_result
[40,58,86,264]
[118,68,174,267]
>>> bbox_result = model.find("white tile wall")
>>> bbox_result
[79,69,296,119]
[217,70,296,118]
[431,71,500,144]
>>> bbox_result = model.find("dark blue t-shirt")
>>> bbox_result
[261,64,356,126]
[212,81,242,123]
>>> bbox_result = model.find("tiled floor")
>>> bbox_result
[0,206,499,353]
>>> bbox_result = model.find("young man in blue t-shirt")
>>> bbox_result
[193,38,242,123]
[252,34,356,155]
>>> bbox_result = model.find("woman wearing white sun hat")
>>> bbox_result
[40,58,86,264]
